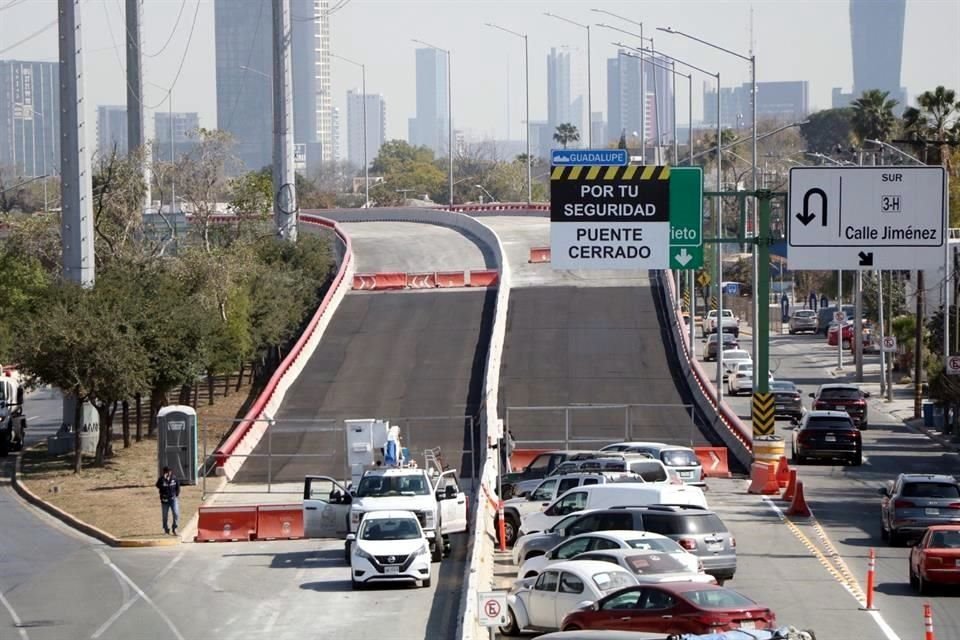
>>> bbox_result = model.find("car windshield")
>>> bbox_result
[355,474,430,497]
[631,462,668,482]
[771,382,797,393]
[929,530,960,548]
[794,311,816,318]
[819,388,862,400]
[902,483,960,499]
[661,449,699,467]
[685,588,756,609]
[591,570,636,592]
[360,517,421,541]
[648,514,728,535]
[626,538,683,553]
[623,553,688,575]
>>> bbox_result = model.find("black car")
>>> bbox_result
[770,380,804,421]
[810,383,869,429]
[500,450,597,498]
[791,410,862,465]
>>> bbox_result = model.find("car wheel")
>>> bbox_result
[344,540,352,563]
[849,455,862,466]
[909,565,918,589]
[889,529,902,547]
[498,515,519,547]
[880,521,889,541]
[422,576,432,588]
[918,573,930,595]
[789,329,796,335]
[499,607,520,636]
[431,542,443,563]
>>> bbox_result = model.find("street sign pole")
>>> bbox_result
[751,191,774,438]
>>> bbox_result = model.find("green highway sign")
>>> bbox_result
[668,167,703,270]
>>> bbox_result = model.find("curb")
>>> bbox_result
[10,453,181,548]
[901,417,960,453]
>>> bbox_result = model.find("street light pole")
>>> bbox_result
[487,24,531,205]
[544,13,592,147]
[332,54,369,207]
[413,39,453,207]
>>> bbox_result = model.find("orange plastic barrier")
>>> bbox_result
[775,455,791,488]
[435,271,467,288]
[786,481,812,517]
[509,448,550,472]
[255,504,304,540]
[406,272,438,289]
[747,462,780,495]
[528,247,551,263]
[353,272,407,290]
[468,270,499,287]
[195,505,258,542]
[694,447,732,478]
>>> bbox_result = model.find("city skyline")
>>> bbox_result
[0,1,957,156]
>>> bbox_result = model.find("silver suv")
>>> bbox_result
[879,474,960,545]
[788,309,818,334]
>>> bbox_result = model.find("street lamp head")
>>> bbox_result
[657,26,676,33]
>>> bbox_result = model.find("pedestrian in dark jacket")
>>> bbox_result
[156,467,181,535]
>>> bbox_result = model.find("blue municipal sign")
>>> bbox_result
[551,148,628,167]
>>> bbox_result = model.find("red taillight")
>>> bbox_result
[695,615,728,627]
[679,538,697,550]
[947,502,960,509]
[894,500,915,509]
[798,431,814,443]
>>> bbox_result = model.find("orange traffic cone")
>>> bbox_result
[782,469,798,502]
[775,456,791,488]
[786,481,811,517]
[924,602,935,640]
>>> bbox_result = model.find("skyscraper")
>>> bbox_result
[154,112,200,163]
[644,54,674,145]
[607,52,642,143]
[704,81,810,127]
[0,60,59,178]
[547,47,571,136]
[408,48,448,155]
[97,106,128,159]
[347,90,386,168]
[214,0,331,173]
[850,0,906,106]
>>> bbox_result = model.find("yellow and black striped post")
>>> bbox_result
[549,164,672,182]
[682,289,690,313]
[751,392,776,437]
[710,296,718,311]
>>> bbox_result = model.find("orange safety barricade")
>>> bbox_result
[468,270,499,287]
[435,271,467,288]
[782,468,798,502]
[775,456,791,488]
[195,505,258,542]
[509,449,550,472]
[406,272,438,289]
[255,504,304,540]
[747,462,780,495]
[353,274,375,290]
[370,272,407,290]
[528,247,551,263]
[693,447,732,478]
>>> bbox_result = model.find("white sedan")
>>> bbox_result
[571,548,718,584]
[721,349,752,379]
[347,510,432,589]
[517,530,699,579]
[727,361,774,395]
[501,560,637,636]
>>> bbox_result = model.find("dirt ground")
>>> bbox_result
[20,386,255,540]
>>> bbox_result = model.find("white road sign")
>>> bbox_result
[788,167,947,270]
[881,336,897,353]
[834,311,847,323]
[478,591,508,627]
[947,355,960,376]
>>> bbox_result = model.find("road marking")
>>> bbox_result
[92,551,184,639]
[0,590,30,640]
[762,498,903,640]
[94,550,186,640]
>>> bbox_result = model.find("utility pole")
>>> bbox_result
[58,0,97,435]
[914,271,924,418]
[124,0,149,210]
[272,0,298,241]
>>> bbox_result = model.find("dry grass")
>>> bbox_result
[20,384,256,540]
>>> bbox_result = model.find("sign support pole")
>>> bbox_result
[751,191,773,437]
[877,270,887,396]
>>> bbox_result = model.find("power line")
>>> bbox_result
[143,0,189,58]
[0,0,28,12]
[145,0,202,109]
[0,19,56,55]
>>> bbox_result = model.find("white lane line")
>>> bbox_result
[94,550,185,640]
[0,591,30,640]
[869,609,904,640]
[91,551,184,639]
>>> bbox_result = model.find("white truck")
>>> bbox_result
[300,418,467,563]
[0,366,26,456]
[702,309,740,337]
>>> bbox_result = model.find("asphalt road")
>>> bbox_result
[702,328,960,639]
[341,221,494,273]
[22,386,64,448]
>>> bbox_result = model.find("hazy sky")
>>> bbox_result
[3,0,959,153]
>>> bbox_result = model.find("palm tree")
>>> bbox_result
[901,86,959,166]
[553,123,580,149]
[850,89,898,144]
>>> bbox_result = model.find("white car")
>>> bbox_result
[720,349,752,379]
[570,548,717,584]
[517,530,699,579]
[347,510,432,589]
[600,442,705,487]
[727,361,774,395]
[501,560,638,636]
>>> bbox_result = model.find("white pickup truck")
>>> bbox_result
[702,309,740,337]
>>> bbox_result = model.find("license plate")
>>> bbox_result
[825,435,836,442]
[925,508,940,516]
[835,406,846,411]
[680,471,692,477]
[707,543,723,552]
[739,622,756,630]
[384,565,400,574]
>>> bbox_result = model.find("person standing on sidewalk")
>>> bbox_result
[155,466,181,535]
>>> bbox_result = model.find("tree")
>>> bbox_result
[553,123,581,149]
[0,167,45,214]
[800,108,855,154]
[92,148,155,265]
[173,129,237,253]
[901,86,959,167]
[850,90,898,144]
[0,249,50,362]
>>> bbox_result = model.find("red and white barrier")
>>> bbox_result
[468,269,499,287]
[528,247,551,263]
[436,271,467,288]
[255,504,304,540]
[195,505,258,542]
[406,272,438,289]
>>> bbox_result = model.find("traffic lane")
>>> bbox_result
[342,221,494,273]
[98,536,467,640]
[0,485,124,640]
[23,386,63,447]
[709,480,870,637]
[479,216,650,288]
